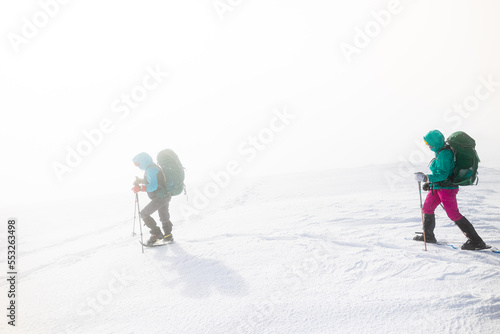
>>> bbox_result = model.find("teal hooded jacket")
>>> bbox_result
[132,152,168,198]
[424,130,457,190]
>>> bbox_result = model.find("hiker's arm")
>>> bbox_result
[145,168,159,192]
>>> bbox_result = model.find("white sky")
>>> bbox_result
[1,0,500,206]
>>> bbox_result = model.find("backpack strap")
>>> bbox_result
[437,144,452,155]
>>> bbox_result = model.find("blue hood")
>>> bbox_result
[424,130,445,153]
[132,152,153,170]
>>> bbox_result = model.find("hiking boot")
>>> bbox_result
[461,239,488,250]
[413,214,437,243]
[455,217,486,250]
[147,234,158,245]
[413,233,437,243]
[147,228,164,245]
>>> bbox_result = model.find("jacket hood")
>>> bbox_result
[132,152,153,170]
[424,130,445,153]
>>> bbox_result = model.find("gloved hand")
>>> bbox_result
[422,182,431,191]
[132,185,147,194]
[133,177,144,186]
[414,172,428,182]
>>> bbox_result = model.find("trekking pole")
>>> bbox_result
[132,195,137,237]
[418,181,427,251]
[136,193,144,253]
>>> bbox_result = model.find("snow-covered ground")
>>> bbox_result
[2,164,500,334]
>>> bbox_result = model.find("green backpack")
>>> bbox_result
[157,149,185,196]
[442,131,480,186]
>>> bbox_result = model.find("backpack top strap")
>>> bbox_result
[437,144,451,155]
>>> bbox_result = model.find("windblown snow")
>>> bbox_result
[1,165,500,334]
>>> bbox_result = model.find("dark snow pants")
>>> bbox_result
[140,195,173,236]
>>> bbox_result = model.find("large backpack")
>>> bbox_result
[442,131,480,186]
[157,149,185,196]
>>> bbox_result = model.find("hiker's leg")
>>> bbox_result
[438,188,462,222]
[422,189,442,215]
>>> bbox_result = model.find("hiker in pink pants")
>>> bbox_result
[414,130,486,250]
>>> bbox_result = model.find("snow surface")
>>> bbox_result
[2,164,500,334]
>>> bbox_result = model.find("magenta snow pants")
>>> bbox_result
[422,188,463,222]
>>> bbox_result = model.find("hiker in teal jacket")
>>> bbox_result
[132,152,173,245]
[414,130,487,250]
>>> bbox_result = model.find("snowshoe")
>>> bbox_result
[162,233,174,243]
